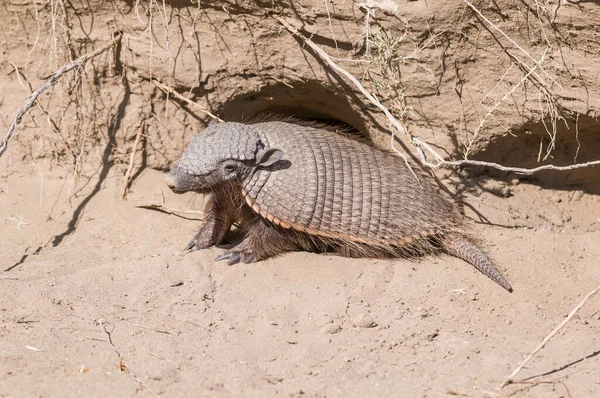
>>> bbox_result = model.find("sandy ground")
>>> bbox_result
[1,0,599,396]
[0,161,598,397]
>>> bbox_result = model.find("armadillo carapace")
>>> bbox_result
[166,120,512,292]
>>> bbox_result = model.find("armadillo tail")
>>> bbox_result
[443,236,513,292]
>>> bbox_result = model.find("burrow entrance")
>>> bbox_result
[214,80,370,140]
[469,114,600,193]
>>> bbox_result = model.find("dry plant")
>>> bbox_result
[358,1,596,173]
[359,3,411,135]
[276,7,600,176]
[2,0,184,200]
[367,30,409,118]
[1,33,123,159]
[461,0,565,161]
[4,1,600,184]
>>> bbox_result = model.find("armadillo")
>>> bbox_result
[166,120,512,292]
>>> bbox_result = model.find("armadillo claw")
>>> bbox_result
[215,250,257,265]
[242,254,256,264]
[182,239,199,255]
[215,252,241,266]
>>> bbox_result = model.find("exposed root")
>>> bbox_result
[151,78,223,121]
[0,32,123,159]
[120,121,146,200]
[463,0,561,89]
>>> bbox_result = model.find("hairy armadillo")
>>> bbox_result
[166,120,512,292]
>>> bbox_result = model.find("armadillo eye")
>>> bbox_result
[224,164,236,173]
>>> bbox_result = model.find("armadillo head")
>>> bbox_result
[166,121,282,194]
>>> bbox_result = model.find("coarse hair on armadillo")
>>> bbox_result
[243,112,373,145]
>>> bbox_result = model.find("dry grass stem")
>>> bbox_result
[149,353,181,369]
[465,52,544,158]
[151,79,223,121]
[0,32,123,159]
[500,283,600,388]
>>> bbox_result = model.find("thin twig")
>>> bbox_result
[135,189,204,218]
[500,283,600,388]
[149,353,181,369]
[151,79,223,121]
[0,32,122,159]
[506,379,573,398]
[121,121,145,200]
[97,319,160,397]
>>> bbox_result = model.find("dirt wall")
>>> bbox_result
[1,0,599,186]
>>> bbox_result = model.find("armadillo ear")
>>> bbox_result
[256,148,283,168]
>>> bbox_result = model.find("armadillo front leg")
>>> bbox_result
[215,217,317,265]
[184,195,234,254]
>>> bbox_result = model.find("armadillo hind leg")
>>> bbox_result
[443,235,513,292]
[215,217,319,265]
[184,196,234,254]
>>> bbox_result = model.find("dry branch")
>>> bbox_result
[276,17,600,176]
[0,32,122,159]
[151,79,223,121]
[426,158,600,175]
[500,283,600,388]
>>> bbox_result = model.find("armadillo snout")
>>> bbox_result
[165,173,179,192]
[166,164,209,194]
[165,164,189,194]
